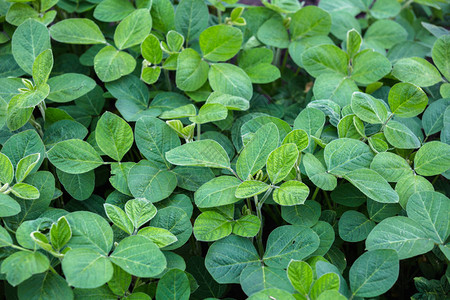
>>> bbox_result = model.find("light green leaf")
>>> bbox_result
[174,0,208,43]
[263,225,320,269]
[349,249,399,297]
[366,216,434,259]
[0,152,14,184]
[294,107,326,138]
[110,235,167,277]
[47,139,104,174]
[406,191,450,244]
[10,182,40,200]
[16,153,40,183]
[414,141,450,176]
[370,0,401,19]
[199,25,242,62]
[175,48,209,92]
[338,210,375,242]
[206,92,249,111]
[392,57,442,87]
[290,6,331,39]
[141,34,162,64]
[96,112,133,161]
[195,176,241,208]
[50,18,106,44]
[351,92,388,124]
[17,272,73,300]
[257,15,290,49]
[1,251,49,287]
[94,46,136,82]
[310,273,340,300]
[237,123,279,181]
[0,226,13,247]
[62,248,113,288]
[281,200,321,226]
[50,216,72,251]
[370,152,413,182]
[324,138,374,176]
[395,173,434,209]
[238,48,280,84]
[114,9,152,50]
[266,143,299,184]
[125,198,157,230]
[384,120,421,149]
[232,214,261,238]
[12,19,51,74]
[302,44,348,78]
[364,19,407,49]
[422,98,449,136]
[194,211,233,242]
[11,84,49,109]
[166,140,230,169]
[93,0,135,22]
[208,63,253,100]
[344,168,399,203]
[138,226,178,248]
[155,269,190,300]
[351,49,391,85]
[205,235,260,284]
[240,265,294,297]
[189,103,228,124]
[273,180,309,206]
[6,95,33,131]
[0,194,21,217]
[346,29,362,59]
[32,49,53,85]
[303,153,337,191]
[388,83,428,118]
[287,260,313,296]
[282,129,309,152]
[104,203,134,235]
[235,180,270,198]
[127,161,177,203]
[247,288,296,300]
[313,73,359,108]
[47,73,96,103]
[57,169,95,200]
[432,35,450,81]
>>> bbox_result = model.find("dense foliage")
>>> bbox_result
[0,0,449,299]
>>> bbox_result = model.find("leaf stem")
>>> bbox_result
[164,69,172,91]
[254,196,264,257]
[197,123,201,140]
[311,186,320,201]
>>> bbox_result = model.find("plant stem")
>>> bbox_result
[197,123,201,140]
[164,69,172,91]
[254,196,264,257]
[311,186,320,201]
[323,190,332,210]
[217,9,222,24]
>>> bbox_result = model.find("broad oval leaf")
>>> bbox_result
[114,9,152,50]
[351,92,388,124]
[50,18,106,44]
[266,143,299,184]
[392,57,442,87]
[200,25,243,62]
[193,211,233,242]
[370,152,413,182]
[208,63,253,100]
[414,141,450,176]
[388,83,428,118]
[384,120,421,149]
[96,112,133,161]
[273,181,310,206]
[195,176,241,208]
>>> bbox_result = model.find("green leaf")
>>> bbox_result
[47,73,96,103]
[108,264,132,296]
[96,112,133,161]
[110,235,167,277]
[47,139,104,174]
[237,123,279,180]
[174,0,208,43]
[303,153,337,191]
[290,6,331,39]
[175,48,209,92]
[370,0,401,19]
[166,31,184,52]
[57,169,95,201]
[232,214,261,238]
[338,210,375,242]
[125,198,157,230]
[127,161,177,203]
[388,83,428,118]
[65,211,113,255]
[364,19,407,49]
[370,152,413,182]
[432,35,450,81]
[414,141,450,176]
[195,176,241,208]
[205,235,260,284]
[310,221,335,256]
[263,225,320,269]
[266,143,299,184]
[93,0,135,22]
[10,84,49,109]
[302,44,348,78]
[189,103,228,124]
[344,168,399,203]
[104,203,134,235]
[240,265,294,296]
[294,107,326,138]
[114,9,152,50]
[194,211,233,242]
[141,34,162,64]
[10,182,40,200]
[281,200,321,226]
[235,180,270,198]
[138,226,178,248]
[273,181,309,206]
[351,92,388,124]
[346,29,362,59]
[406,191,450,244]
[392,57,442,87]
[351,49,392,85]
[395,173,434,209]
[17,272,73,300]
[155,269,190,300]
[287,260,313,296]
[366,216,434,259]
[32,49,53,85]
[62,248,113,288]
[0,225,12,247]
[6,95,33,131]
[310,273,340,300]
[317,290,346,300]
[384,120,421,149]
[282,129,309,152]
[199,25,242,62]
[206,92,250,111]
[349,249,399,297]
[313,73,359,108]
[324,138,374,176]
[1,251,49,287]
[257,15,290,49]
[50,18,106,44]
[94,46,136,82]
[208,63,253,100]
[50,216,72,251]
[16,153,40,183]
[247,288,296,300]
[422,98,449,136]
[166,140,230,169]
[0,194,20,217]
[12,19,51,74]
[238,48,280,84]
[0,152,14,184]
